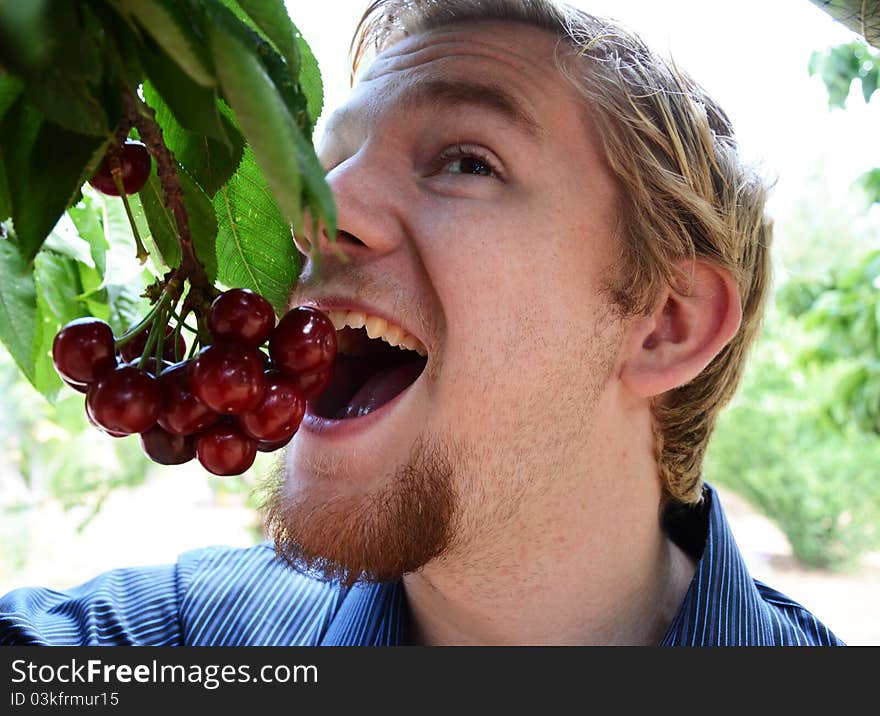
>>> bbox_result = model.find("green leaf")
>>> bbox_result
[31,250,92,400]
[0,238,37,383]
[112,0,215,87]
[106,275,153,336]
[140,44,230,145]
[0,74,24,122]
[77,261,109,318]
[207,5,335,243]
[0,0,50,74]
[142,81,244,196]
[137,164,218,281]
[207,8,302,233]
[859,168,880,205]
[214,148,299,315]
[295,24,324,129]
[257,41,312,135]
[0,153,9,222]
[99,193,152,289]
[17,2,115,137]
[0,99,105,260]
[862,66,879,103]
[184,169,219,284]
[235,0,301,77]
[68,198,108,278]
[24,69,110,137]
[217,0,321,123]
[0,76,24,220]
[138,169,182,270]
[43,214,96,268]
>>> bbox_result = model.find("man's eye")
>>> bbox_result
[436,145,500,178]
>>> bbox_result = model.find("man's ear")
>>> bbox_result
[620,259,742,398]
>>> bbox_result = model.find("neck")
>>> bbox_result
[402,417,697,645]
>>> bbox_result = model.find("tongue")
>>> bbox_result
[338,360,424,419]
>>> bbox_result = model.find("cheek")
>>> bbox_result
[434,298,584,420]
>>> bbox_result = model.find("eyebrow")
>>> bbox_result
[396,78,543,139]
[325,78,543,142]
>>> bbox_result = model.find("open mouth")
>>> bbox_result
[309,312,428,421]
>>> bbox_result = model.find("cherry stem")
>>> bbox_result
[115,291,170,347]
[186,335,200,361]
[110,169,149,265]
[168,308,199,336]
[156,301,169,366]
[137,307,165,372]
[170,315,186,362]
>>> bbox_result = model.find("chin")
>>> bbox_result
[257,433,462,588]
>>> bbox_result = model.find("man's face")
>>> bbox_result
[264,20,628,585]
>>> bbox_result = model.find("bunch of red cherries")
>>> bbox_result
[51,290,336,476]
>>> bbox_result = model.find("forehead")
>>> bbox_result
[323,21,588,142]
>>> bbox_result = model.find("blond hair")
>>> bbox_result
[350,0,773,505]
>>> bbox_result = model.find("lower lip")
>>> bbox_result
[301,376,419,440]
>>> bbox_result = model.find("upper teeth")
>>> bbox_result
[326,309,428,356]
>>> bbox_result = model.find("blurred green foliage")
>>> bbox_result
[809,41,880,109]
[706,38,880,569]
[0,343,153,576]
[706,305,880,569]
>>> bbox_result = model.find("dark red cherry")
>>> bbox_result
[238,370,305,442]
[269,306,336,377]
[139,426,196,465]
[256,435,294,452]
[297,365,333,401]
[208,289,276,346]
[188,342,266,414]
[86,365,161,435]
[52,317,117,384]
[85,398,127,437]
[63,377,89,394]
[195,422,257,476]
[156,361,219,435]
[88,140,152,196]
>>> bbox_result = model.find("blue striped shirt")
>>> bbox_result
[0,484,844,646]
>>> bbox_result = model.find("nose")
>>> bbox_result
[292,150,404,262]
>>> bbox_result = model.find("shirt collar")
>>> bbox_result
[319,580,406,645]
[659,483,774,645]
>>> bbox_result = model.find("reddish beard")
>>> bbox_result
[258,435,459,588]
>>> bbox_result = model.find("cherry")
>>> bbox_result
[86,365,161,435]
[119,324,186,363]
[195,422,257,476]
[52,317,117,384]
[156,360,219,435]
[256,435,294,452]
[238,370,305,442]
[63,376,89,394]
[296,365,333,401]
[269,306,337,377]
[88,140,152,196]
[188,342,266,414]
[85,398,128,437]
[208,289,276,347]
[140,426,196,465]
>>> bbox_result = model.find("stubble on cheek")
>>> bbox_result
[257,435,463,588]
